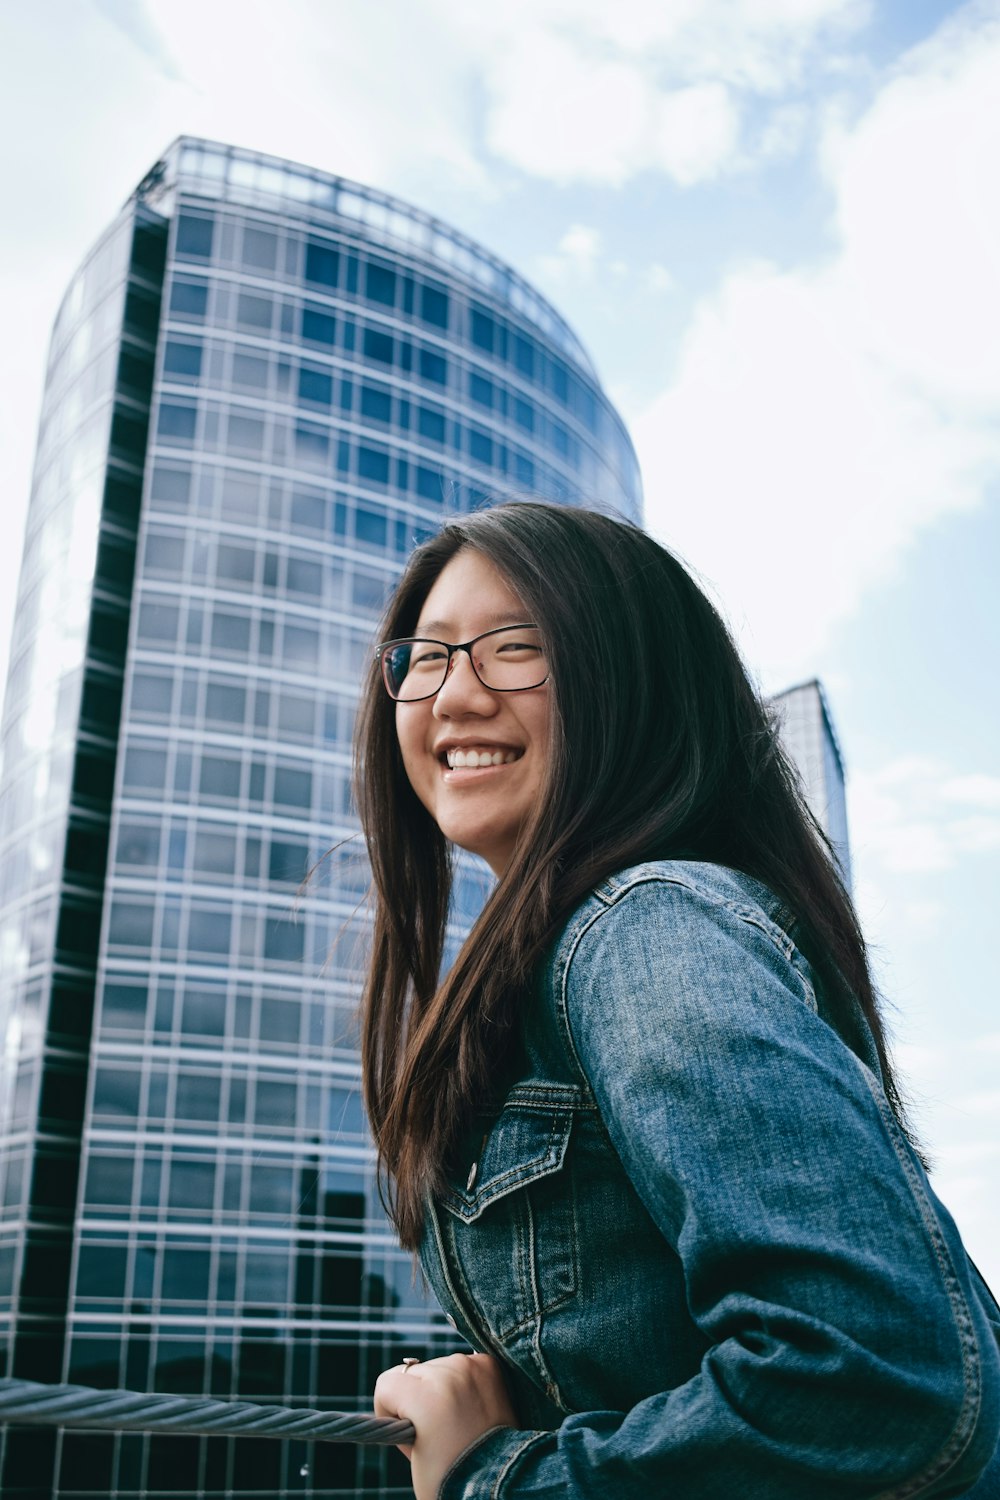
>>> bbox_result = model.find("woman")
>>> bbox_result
[356,502,1000,1499]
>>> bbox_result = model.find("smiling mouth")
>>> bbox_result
[442,747,523,769]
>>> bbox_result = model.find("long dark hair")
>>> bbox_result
[355,501,909,1249]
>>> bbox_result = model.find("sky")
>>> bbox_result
[1,0,998,1286]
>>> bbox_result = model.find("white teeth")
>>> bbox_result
[446,748,520,768]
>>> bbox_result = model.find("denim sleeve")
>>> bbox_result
[438,876,1000,1499]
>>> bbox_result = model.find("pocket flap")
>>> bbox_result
[440,1082,582,1223]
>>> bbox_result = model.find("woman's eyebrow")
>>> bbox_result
[413,613,532,637]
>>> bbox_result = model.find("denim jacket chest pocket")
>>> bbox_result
[436,1082,583,1344]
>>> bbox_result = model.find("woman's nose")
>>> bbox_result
[433,648,496,715]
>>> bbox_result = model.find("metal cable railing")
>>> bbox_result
[0,1377,413,1446]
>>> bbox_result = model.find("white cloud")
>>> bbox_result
[849,756,1000,878]
[459,0,867,185]
[484,34,651,187]
[941,773,1000,810]
[653,84,741,185]
[632,5,1000,683]
[542,224,603,282]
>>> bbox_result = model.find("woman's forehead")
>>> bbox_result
[414,550,528,635]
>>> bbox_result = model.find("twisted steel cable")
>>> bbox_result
[0,1377,414,1446]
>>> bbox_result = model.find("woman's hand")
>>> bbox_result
[374,1352,517,1499]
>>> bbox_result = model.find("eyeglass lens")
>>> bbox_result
[382,626,546,701]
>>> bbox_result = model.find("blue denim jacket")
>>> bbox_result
[419,862,1000,1498]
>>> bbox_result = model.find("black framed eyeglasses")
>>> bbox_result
[376,624,548,702]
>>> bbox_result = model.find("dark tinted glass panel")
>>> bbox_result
[298,367,333,406]
[356,507,387,547]
[514,396,534,431]
[269,839,309,881]
[363,328,393,364]
[176,213,214,259]
[418,405,445,443]
[421,283,449,328]
[76,1245,128,1297]
[302,306,336,345]
[305,240,339,287]
[470,428,493,465]
[167,1160,215,1209]
[514,335,535,377]
[420,348,446,385]
[360,384,391,423]
[471,309,495,352]
[83,1154,134,1205]
[470,373,494,407]
[163,340,202,378]
[169,279,208,319]
[358,446,389,485]
[92,1067,142,1118]
[416,465,443,501]
[366,262,396,306]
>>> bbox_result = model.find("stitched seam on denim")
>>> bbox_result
[555,901,620,1095]
[523,1188,572,1407]
[441,1114,571,1218]
[492,1433,555,1499]
[426,1196,494,1359]
[859,1065,984,1499]
[593,865,800,961]
[504,1083,588,1109]
[437,1429,544,1500]
[556,875,814,1080]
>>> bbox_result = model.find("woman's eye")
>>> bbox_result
[496,640,541,655]
[411,646,448,668]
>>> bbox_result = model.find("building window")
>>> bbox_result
[421,283,449,329]
[304,240,339,287]
[169,278,208,321]
[176,213,214,260]
[358,445,389,486]
[298,367,333,407]
[420,348,447,386]
[363,327,393,365]
[157,403,197,443]
[366,262,396,307]
[302,305,335,345]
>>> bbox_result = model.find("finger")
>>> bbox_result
[373,1370,415,1461]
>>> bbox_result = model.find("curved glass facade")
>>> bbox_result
[0,139,642,1499]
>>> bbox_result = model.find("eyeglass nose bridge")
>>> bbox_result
[438,640,487,692]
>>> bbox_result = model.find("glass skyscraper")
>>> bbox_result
[0,139,642,1498]
[772,679,852,887]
